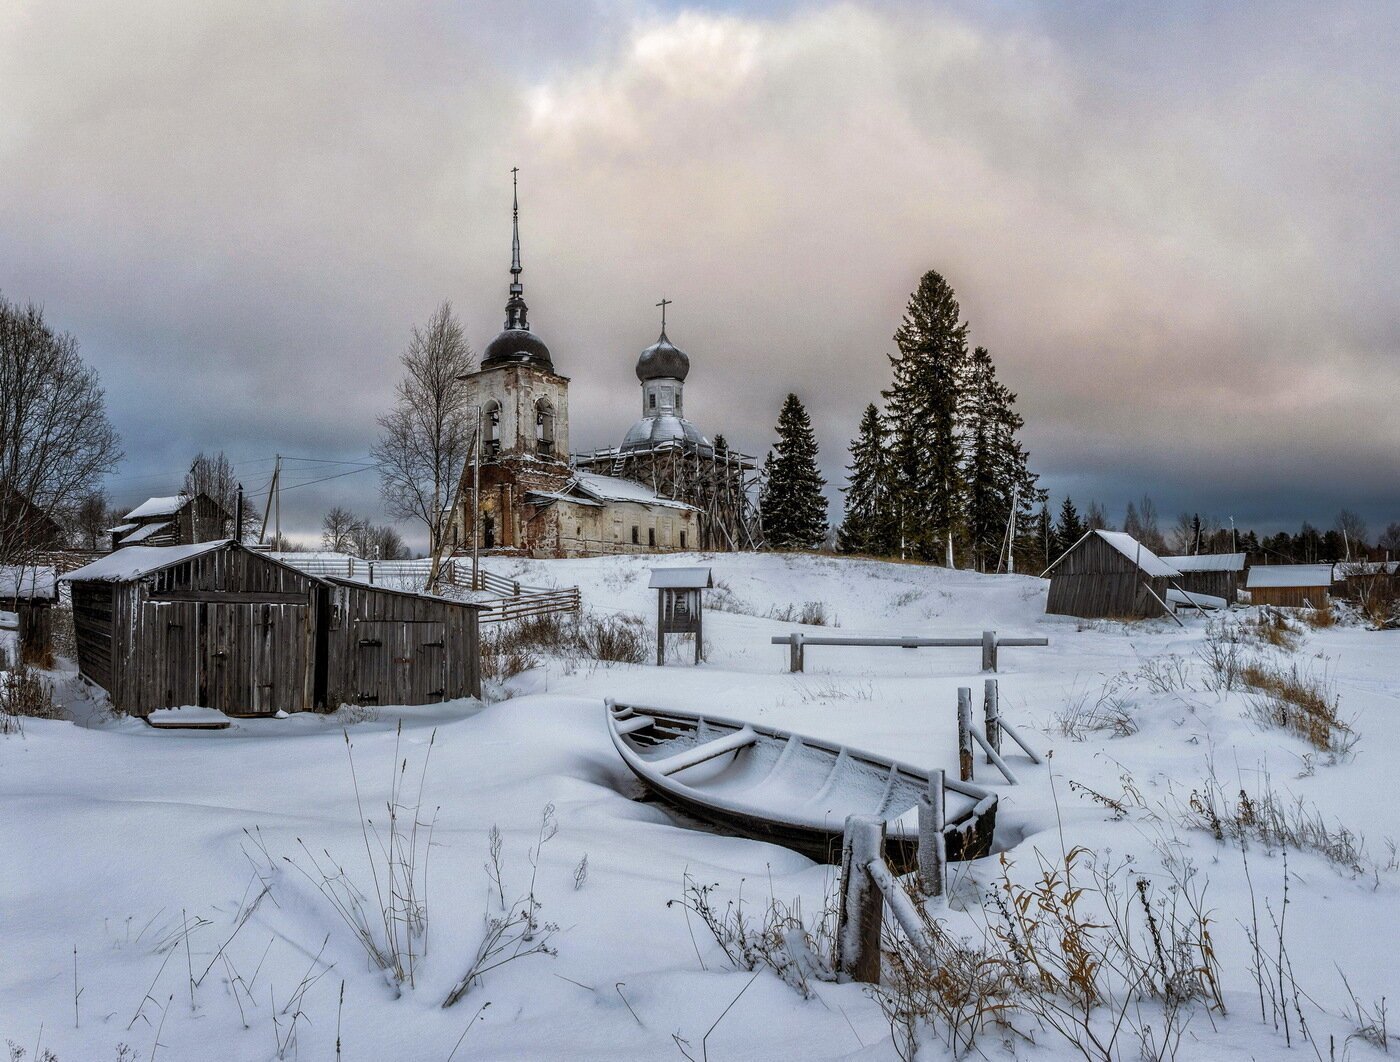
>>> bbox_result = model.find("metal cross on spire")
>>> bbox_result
[509,167,522,294]
[656,297,672,333]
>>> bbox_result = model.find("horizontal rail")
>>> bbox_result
[773,629,1049,673]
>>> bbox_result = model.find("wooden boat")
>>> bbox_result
[606,700,997,866]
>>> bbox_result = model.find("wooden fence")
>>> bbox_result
[771,629,1049,673]
[478,586,581,625]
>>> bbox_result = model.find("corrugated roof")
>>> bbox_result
[1159,553,1247,572]
[1246,564,1335,588]
[123,495,186,520]
[61,540,231,582]
[649,567,713,589]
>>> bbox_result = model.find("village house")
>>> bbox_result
[1043,530,1182,619]
[1245,563,1335,608]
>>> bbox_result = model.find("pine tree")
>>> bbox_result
[1031,503,1054,573]
[883,271,969,564]
[961,346,1043,571]
[759,394,828,550]
[837,403,896,555]
[1054,497,1085,560]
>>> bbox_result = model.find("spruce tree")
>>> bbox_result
[837,403,896,555]
[961,346,1043,571]
[759,393,828,550]
[883,270,969,564]
[1054,497,1085,559]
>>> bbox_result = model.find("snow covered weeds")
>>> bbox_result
[1053,678,1139,740]
[1240,660,1356,755]
[0,665,61,731]
[482,611,649,689]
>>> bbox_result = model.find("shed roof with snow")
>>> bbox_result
[649,567,713,589]
[122,495,188,521]
[1160,553,1247,573]
[0,565,58,602]
[1043,530,1181,579]
[61,540,232,583]
[1245,564,1335,589]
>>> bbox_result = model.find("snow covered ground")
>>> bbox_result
[2,552,1398,1060]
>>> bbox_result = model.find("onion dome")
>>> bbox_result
[635,330,689,382]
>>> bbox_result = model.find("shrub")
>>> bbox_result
[768,601,832,626]
[576,613,647,664]
[0,665,61,725]
[1240,660,1355,755]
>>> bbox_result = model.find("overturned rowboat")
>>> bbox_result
[606,700,998,866]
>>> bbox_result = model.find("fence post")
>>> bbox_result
[981,629,996,672]
[917,769,946,900]
[789,632,805,673]
[957,687,974,782]
[836,815,885,984]
[983,678,1000,762]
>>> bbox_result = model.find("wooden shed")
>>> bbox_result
[1043,530,1181,619]
[62,540,321,717]
[1159,553,1246,602]
[321,577,484,707]
[1245,564,1334,608]
[1,564,59,667]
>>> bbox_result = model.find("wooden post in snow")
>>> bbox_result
[981,630,997,672]
[983,678,1000,762]
[957,687,974,782]
[836,814,885,984]
[789,632,805,673]
[917,769,947,900]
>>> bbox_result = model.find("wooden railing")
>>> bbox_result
[479,587,581,625]
[770,629,1049,673]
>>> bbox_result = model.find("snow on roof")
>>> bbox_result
[1335,560,1400,576]
[1246,564,1335,588]
[0,565,58,600]
[1089,531,1181,577]
[121,521,172,544]
[106,522,139,534]
[322,574,488,607]
[649,567,713,589]
[1159,553,1247,572]
[61,540,231,582]
[123,495,187,520]
[572,471,697,511]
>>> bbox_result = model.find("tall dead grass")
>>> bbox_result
[1240,660,1355,755]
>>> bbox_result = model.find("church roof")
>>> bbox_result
[621,413,709,452]
[636,329,689,382]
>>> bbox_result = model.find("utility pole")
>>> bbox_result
[259,455,281,546]
[472,404,481,590]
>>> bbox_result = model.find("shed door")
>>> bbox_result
[352,621,447,706]
[143,600,200,712]
[204,602,309,715]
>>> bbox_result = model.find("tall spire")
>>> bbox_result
[505,166,529,331]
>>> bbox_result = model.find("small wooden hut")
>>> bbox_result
[1,564,59,667]
[321,577,484,707]
[1043,531,1181,619]
[62,540,321,716]
[109,493,232,548]
[1245,564,1334,608]
[1159,553,1246,602]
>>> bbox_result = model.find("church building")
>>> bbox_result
[451,177,702,558]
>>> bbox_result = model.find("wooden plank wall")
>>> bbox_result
[325,583,481,707]
[1177,570,1239,601]
[71,582,115,691]
[1248,585,1330,608]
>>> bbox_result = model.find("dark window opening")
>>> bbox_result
[631,525,639,544]
[648,527,656,547]
[680,531,686,549]
[535,398,555,456]
[484,402,501,456]
[649,392,657,409]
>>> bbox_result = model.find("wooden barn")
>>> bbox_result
[62,540,322,716]
[1043,530,1182,619]
[1333,561,1399,603]
[1,564,59,667]
[321,577,484,707]
[1244,564,1334,608]
[1159,553,1246,602]
[109,493,231,548]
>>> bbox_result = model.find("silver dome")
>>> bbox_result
[621,413,709,451]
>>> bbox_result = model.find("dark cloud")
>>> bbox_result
[2,1,1396,547]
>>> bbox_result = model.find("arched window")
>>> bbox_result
[535,397,555,456]
[484,401,501,456]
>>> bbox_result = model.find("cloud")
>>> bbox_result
[1,1,1396,543]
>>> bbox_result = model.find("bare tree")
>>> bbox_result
[1334,509,1369,557]
[321,505,362,554]
[0,295,122,570]
[71,490,113,550]
[351,520,407,561]
[1379,522,1400,554]
[372,302,475,584]
[1085,500,1111,531]
[1170,512,1195,555]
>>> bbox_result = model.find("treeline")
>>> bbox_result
[320,505,408,560]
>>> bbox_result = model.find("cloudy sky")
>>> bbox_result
[3,0,1397,548]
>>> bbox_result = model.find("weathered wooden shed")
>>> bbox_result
[1334,561,1400,603]
[1,564,59,667]
[1043,530,1181,619]
[62,540,321,717]
[109,492,232,548]
[1159,553,1246,602]
[1245,564,1334,608]
[321,577,484,707]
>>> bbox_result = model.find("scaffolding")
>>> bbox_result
[573,441,763,551]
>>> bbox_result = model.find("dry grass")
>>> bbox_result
[0,665,62,730]
[768,601,833,626]
[1240,609,1303,650]
[482,612,648,685]
[1053,679,1139,739]
[1299,602,1337,629]
[1240,660,1355,755]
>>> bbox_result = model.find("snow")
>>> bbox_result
[122,495,186,520]
[5,551,1400,1060]
[0,564,57,601]
[147,705,231,728]
[61,540,231,582]
[1246,562,1336,588]
[1160,552,1247,572]
[573,470,697,510]
[118,519,172,544]
[1091,529,1181,576]
[647,566,713,588]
